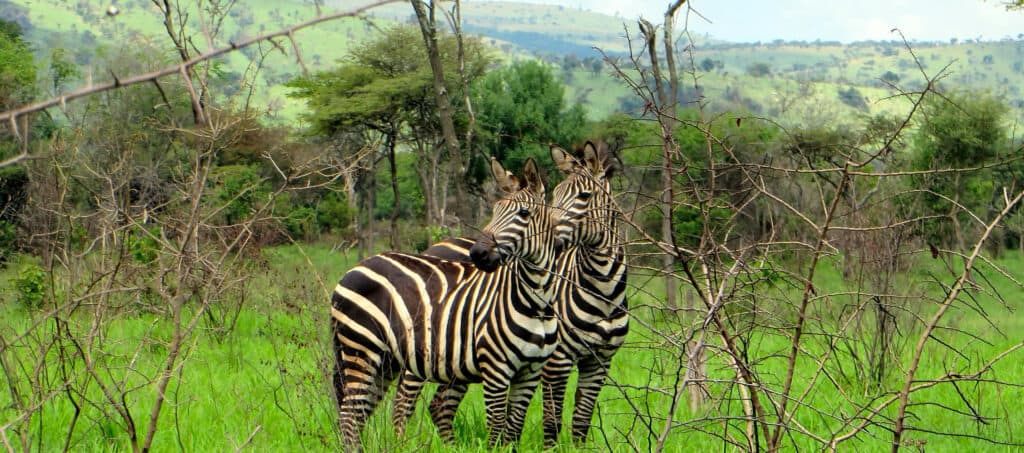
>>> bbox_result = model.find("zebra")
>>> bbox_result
[330,157,579,451]
[392,141,628,448]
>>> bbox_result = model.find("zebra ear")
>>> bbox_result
[491,157,518,193]
[604,144,623,179]
[551,145,577,174]
[583,141,621,179]
[582,141,605,178]
[522,158,545,193]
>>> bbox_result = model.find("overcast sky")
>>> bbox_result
[468,0,1023,42]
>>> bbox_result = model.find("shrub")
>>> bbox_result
[284,206,318,240]
[0,220,16,265]
[14,263,46,308]
[316,190,354,234]
[129,226,160,265]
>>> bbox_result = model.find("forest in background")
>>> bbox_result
[1,1,1024,451]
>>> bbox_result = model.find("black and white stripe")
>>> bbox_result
[392,142,629,447]
[330,157,568,451]
[542,141,628,446]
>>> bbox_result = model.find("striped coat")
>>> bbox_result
[391,142,629,448]
[330,157,567,451]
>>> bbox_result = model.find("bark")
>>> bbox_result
[410,1,468,222]
[387,130,400,250]
[640,19,677,310]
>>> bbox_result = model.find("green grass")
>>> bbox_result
[2,245,1022,451]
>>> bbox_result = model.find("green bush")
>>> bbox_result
[316,190,354,234]
[214,165,268,225]
[14,263,46,308]
[129,226,160,265]
[284,206,318,240]
[0,220,16,264]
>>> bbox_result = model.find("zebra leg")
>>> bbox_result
[482,369,513,447]
[502,366,544,446]
[541,352,574,448]
[570,355,611,443]
[392,371,426,437]
[428,382,467,443]
[335,343,393,452]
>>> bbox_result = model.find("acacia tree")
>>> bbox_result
[288,25,488,249]
[911,90,1009,252]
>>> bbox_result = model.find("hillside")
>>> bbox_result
[2,0,1022,126]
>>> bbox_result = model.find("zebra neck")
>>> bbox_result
[510,254,558,310]
[585,217,621,262]
[578,241,625,282]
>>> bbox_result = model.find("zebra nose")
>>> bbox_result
[470,239,501,272]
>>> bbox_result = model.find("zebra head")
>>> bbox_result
[471,157,563,272]
[550,141,621,249]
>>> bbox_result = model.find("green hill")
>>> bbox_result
[2,0,1022,126]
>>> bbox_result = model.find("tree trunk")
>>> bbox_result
[640,19,678,310]
[410,1,468,221]
[387,130,400,250]
[365,148,377,257]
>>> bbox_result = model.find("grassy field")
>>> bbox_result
[2,243,1022,452]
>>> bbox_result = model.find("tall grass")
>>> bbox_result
[1,245,1021,451]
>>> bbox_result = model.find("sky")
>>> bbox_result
[468,0,1024,43]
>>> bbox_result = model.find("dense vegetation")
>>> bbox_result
[1,1,1023,452]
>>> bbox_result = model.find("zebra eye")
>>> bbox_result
[517,208,531,218]
[578,191,592,201]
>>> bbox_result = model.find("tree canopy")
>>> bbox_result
[473,60,586,176]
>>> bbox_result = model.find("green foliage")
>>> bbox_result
[0,220,15,262]
[0,17,35,109]
[699,57,716,72]
[911,90,1010,246]
[672,202,734,249]
[48,47,79,94]
[13,263,46,308]
[837,86,868,111]
[0,16,22,41]
[316,190,354,235]
[473,60,586,177]
[129,227,160,265]
[288,25,489,137]
[3,245,1023,451]
[880,70,900,84]
[284,206,317,240]
[779,124,856,165]
[373,151,424,220]
[214,165,269,225]
[914,91,1008,168]
[746,62,772,77]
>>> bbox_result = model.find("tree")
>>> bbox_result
[880,70,900,85]
[911,90,1009,250]
[746,62,772,77]
[699,57,715,72]
[0,18,35,111]
[288,25,489,251]
[838,86,868,110]
[0,18,36,260]
[472,60,586,178]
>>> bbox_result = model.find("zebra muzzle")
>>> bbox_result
[470,237,503,272]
